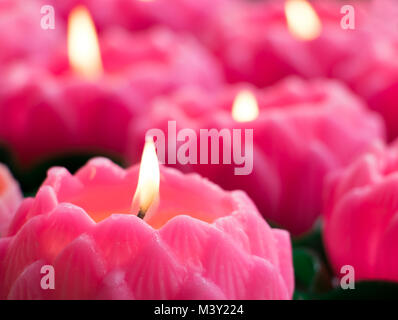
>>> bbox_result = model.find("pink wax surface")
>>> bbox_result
[0,164,22,237]
[44,0,228,35]
[324,141,398,282]
[332,0,398,141]
[127,77,385,235]
[0,0,60,66]
[0,158,294,299]
[0,26,224,167]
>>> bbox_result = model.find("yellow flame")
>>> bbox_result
[67,6,103,78]
[232,90,260,122]
[132,138,160,216]
[285,0,322,41]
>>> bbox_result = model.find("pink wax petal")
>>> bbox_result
[201,231,251,300]
[28,186,58,219]
[96,270,135,300]
[160,215,217,272]
[7,198,34,237]
[39,203,95,262]
[7,260,49,300]
[54,234,107,300]
[43,167,84,202]
[174,273,227,300]
[125,236,187,300]
[214,216,251,253]
[231,191,279,267]
[75,157,126,186]
[272,229,294,298]
[2,216,46,297]
[246,257,289,300]
[91,214,155,270]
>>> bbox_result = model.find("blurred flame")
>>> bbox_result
[67,6,103,78]
[132,138,160,217]
[285,0,322,41]
[232,90,260,122]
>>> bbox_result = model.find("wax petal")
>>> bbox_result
[7,260,49,300]
[174,273,226,300]
[213,216,251,253]
[125,236,186,300]
[202,231,251,300]
[75,157,126,186]
[2,217,45,297]
[43,167,84,202]
[272,229,294,298]
[91,214,155,270]
[245,257,289,300]
[54,234,106,300]
[39,203,95,262]
[232,192,279,266]
[7,198,34,236]
[28,186,58,218]
[160,215,216,272]
[96,270,135,300]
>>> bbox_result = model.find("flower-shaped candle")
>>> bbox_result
[323,141,398,282]
[0,140,293,299]
[205,0,369,86]
[0,164,22,237]
[0,6,223,167]
[128,77,385,235]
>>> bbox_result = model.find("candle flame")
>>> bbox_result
[132,138,160,219]
[232,90,260,122]
[67,6,103,78]
[285,0,322,41]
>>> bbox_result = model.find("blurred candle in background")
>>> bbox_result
[128,77,385,235]
[324,141,398,282]
[204,0,370,86]
[0,5,223,169]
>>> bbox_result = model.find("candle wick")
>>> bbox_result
[137,208,146,219]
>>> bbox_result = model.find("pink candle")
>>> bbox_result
[0,140,293,300]
[0,164,22,237]
[205,0,370,86]
[323,141,398,282]
[127,77,385,235]
[0,6,223,167]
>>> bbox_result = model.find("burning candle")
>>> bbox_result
[0,139,293,299]
[0,5,223,167]
[205,0,369,86]
[0,164,22,237]
[127,77,385,235]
